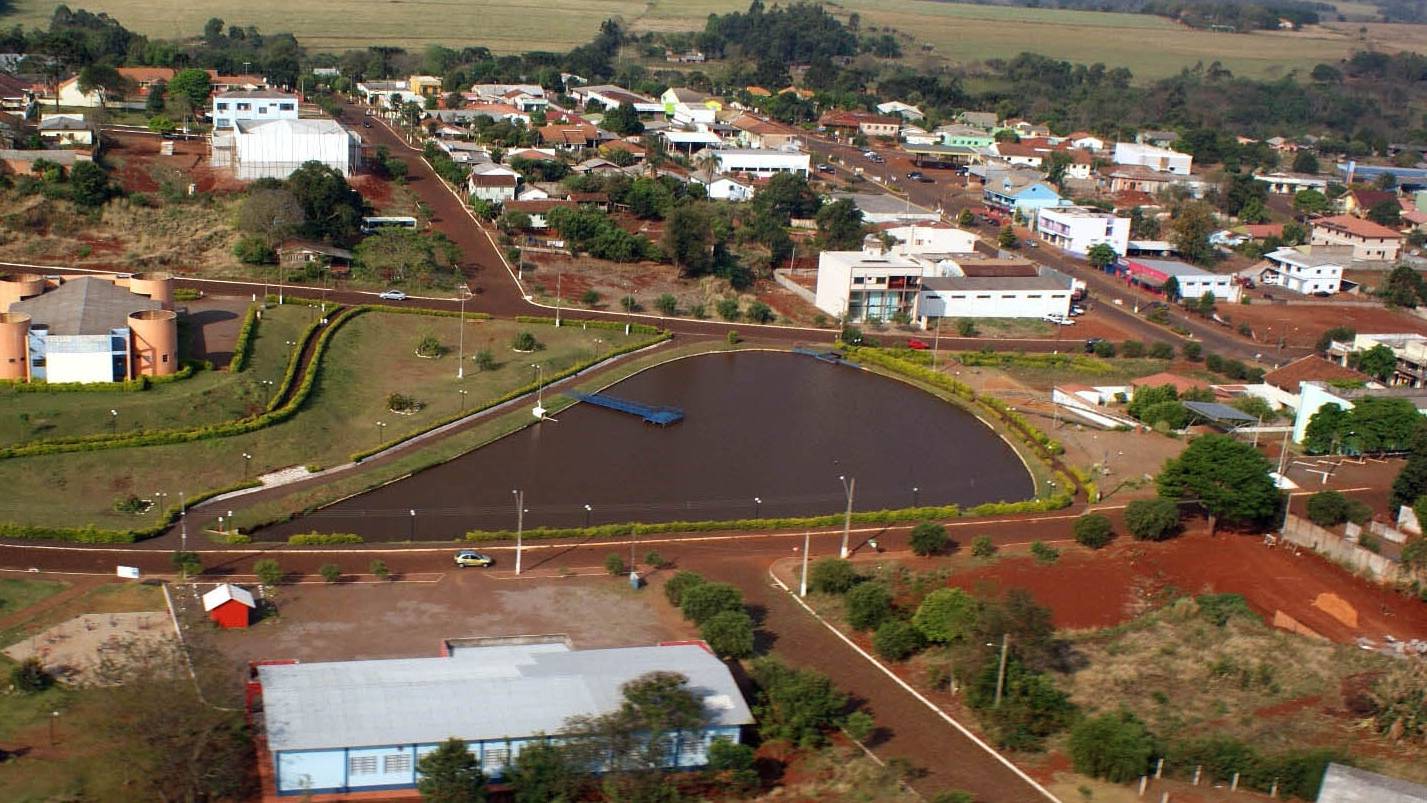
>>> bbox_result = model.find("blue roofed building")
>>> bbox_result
[255,637,753,796]
[981,172,1067,222]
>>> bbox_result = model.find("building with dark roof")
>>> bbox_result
[1,273,176,383]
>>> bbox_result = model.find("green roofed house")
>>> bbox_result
[254,637,752,796]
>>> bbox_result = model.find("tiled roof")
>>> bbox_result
[1314,214,1403,240]
[1262,356,1367,392]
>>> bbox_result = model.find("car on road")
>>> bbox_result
[378,290,408,301]
[362,119,372,128]
[1070,305,1087,316]
[817,163,835,173]
[906,338,929,350]
[1043,313,1075,325]
[454,550,494,568]
[1023,240,1038,248]
[906,170,932,182]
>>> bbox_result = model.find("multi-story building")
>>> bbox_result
[1252,246,1345,295]
[211,90,299,130]
[814,239,927,323]
[1310,215,1403,263]
[1036,206,1130,257]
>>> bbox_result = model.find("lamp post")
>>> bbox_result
[799,530,811,597]
[109,408,118,435]
[242,452,253,479]
[375,420,387,445]
[555,272,562,327]
[991,633,1010,708]
[913,486,920,508]
[49,710,59,746]
[458,388,469,411]
[839,475,855,558]
[457,289,469,379]
[931,316,942,372]
[754,497,762,518]
[153,490,167,518]
[584,504,592,528]
[513,489,525,575]
[408,508,416,540]
[179,490,188,553]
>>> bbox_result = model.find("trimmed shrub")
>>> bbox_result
[971,535,997,557]
[254,558,283,586]
[913,588,978,644]
[604,553,626,575]
[288,532,364,545]
[845,581,892,630]
[909,521,950,556]
[1306,490,1350,527]
[318,563,342,583]
[843,710,875,742]
[873,619,925,661]
[1030,540,1060,564]
[680,582,744,625]
[369,559,391,580]
[701,609,755,659]
[1125,498,1182,541]
[808,557,859,594]
[228,304,260,372]
[1073,513,1114,549]
[663,571,705,606]
[511,331,542,352]
[1069,711,1156,783]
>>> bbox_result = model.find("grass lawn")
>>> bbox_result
[0,582,164,648]
[988,356,1171,391]
[958,317,1056,338]
[0,303,305,448]
[0,577,69,619]
[0,314,653,531]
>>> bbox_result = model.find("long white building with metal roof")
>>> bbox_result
[256,638,752,796]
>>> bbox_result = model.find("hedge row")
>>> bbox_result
[846,346,1064,457]
[458,496,1073,544]
[227,304,260,373]
[0,477,262,544]
[288,532,364,545]
[0,307,365,459]
[348,329,671,462]
[369,303,492,322]
[264,314,325,414]
[0,360,200,394]
[514,315,661,335]
[955,350,1117,374]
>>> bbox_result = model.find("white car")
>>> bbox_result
[378,290,408,301]
[1043,313,1075,325]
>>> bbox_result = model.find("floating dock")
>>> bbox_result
[793,346,846,364]
[566,391,685,426]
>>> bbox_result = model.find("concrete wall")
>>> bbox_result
[773,269,818,306]
[1281,513,1407,584]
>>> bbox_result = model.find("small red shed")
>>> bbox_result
[203,583,256,629]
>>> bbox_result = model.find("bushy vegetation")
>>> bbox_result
[909,521,950,556]
[1124,498,1182,541]
[1073,513,1114,549]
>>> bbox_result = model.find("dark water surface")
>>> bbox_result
[260,351,1034,540]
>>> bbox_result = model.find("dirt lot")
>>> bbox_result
[105,132,246,196]
[181,294,251,368]
[1226,301,1427,348]
[194,571,697,667]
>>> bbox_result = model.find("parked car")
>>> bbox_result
[362,119,372,128]
[378,290,408,301]
[1070,305,1087,316]
[1043,313,1075,325]
[454,550,494,568]
[817,163,835,173]
[906,170,930,182]
[1023,240,1039,248]
[907,338,929,350]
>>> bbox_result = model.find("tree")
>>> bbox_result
[749,657,848,747]
[654,293,678,315]
[287,161,366,243]
[1087,242,1118,270]
[602,102,644,135]
[353,229,460,287]
[170,550,202,578]
[1163,275,1182,303]
[507,740,580,803]
[998,224,1019,249]
[234,235,276,265]
[1170,201,1217,265]
[1194,291,1217,316]
[77,63,129,107]
[707,739,758,793]
[845,581,892,630]
[1292,151,1319,175]
[971,535,997,557]
[1392,429,1427,510]
[1073,513,1114,548]
[913,588,978,644]
[1357,343,1398,381]
[1124,498,1181,541]
[679,581,743,625]
[816,198,866,250]
[745,301,774,324]
[627,177,673,219]
[1159,434,1277,529]
[1068,711,1156,783]
[65,159,109,207]
[145,79,167,115]
[808,557,858,594]
[1382,264,1426,307]
[254,558,283,586]
[1376,171,1399,190]
[1293,188,1329,216]
[662,203,714,275]
[370,559,391,580]
[716,298,740,321]
[662,570,705,607]
[1368,198,1403,227]
[11,655,53,692]
[1306,490,1352,527]
[873,619,925,661]
[909,521,949,555]
[237,187,306,241]
[417,737,486,802]
[167,68,213,111]
[701,609,755,659]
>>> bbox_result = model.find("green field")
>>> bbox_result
[0,576,68,619]
[0,303,304,447]
[4,0,1414,80]
[0,312,650,531]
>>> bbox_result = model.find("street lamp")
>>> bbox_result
[799,530,811,597]
[754,497,762,518]
[242,452,253,479]
[179,490,188,553]
[49,710,59,746]
[584,504,592,528]
[375,420,388,445]
[838,475,856,558]
[458,388,469,411]
[457,289,470,379]
[408,508,416,540]
[555,272,563,327]
[153,490,168,518]
[513,489,525,575]
[913,486,920,508]
[109,408,118,435]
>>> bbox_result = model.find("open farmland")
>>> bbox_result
[1,0,1410,80]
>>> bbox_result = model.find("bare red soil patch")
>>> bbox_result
[1226,302,1427,347]
[948,530,1427,643]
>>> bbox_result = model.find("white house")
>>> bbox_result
[466,162,520,202]
[211,90,299,130]
[37,113,92,146]
[1126,257,1240,302]
[661,87,718,126]
[1112,142,1192,175]
[212,118,361,180]
[573,84,660,114]
[713,148,809,178]
[1254,172,1328,195]
[700,176,755,202]
[1065,132,1105,152]
[881,223,977,256]
[876,101,924,121]
[917,273,1073,324]
[1036,206,1131,257]
[1255,246,1344,295]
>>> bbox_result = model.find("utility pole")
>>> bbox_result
[994,633,1010,708]
[179,491,188,553]
[457,290,467,379]
[839,475,855,559]
[799,530,811,597]
[513,489,524,575]
[555,272,562,327]
[931,316,942,371]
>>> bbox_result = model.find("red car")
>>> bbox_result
[907,338,930,350]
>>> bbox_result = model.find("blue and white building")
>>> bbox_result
[211,90,299,130]
[257,638,752,796]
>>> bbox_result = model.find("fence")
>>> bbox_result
[1280,513,1408,584]
[772,268,818,305]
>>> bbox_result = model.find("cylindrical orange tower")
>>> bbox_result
[128,309,178,377]
[0,312,30,381]
[128,272,174,311]
[0,273,45,309]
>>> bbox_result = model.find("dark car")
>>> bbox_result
[906,171,932,183]
[362,119,372,128]
[817,163,836,173]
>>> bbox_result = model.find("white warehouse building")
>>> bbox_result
[917,273,1073,324]
[714,148,810,178]
[1036,206,1131,257]
[1112,142,1192,175]
[212,118,362,180]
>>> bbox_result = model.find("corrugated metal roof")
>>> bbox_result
[10,277,159,335]
[259,643,753,753]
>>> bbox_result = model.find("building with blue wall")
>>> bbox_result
[256,638,753,796]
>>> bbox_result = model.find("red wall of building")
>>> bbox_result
[209,600,251,629]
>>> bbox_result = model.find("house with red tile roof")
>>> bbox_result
[1310,215,1403,263]
[1130,371,1211,395]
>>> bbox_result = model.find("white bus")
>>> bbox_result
[360,216,418,234]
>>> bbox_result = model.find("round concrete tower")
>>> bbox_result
[0,273,45,309]
[128,272,175,311]
[0,312,30,381]
[128,309,178,378]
